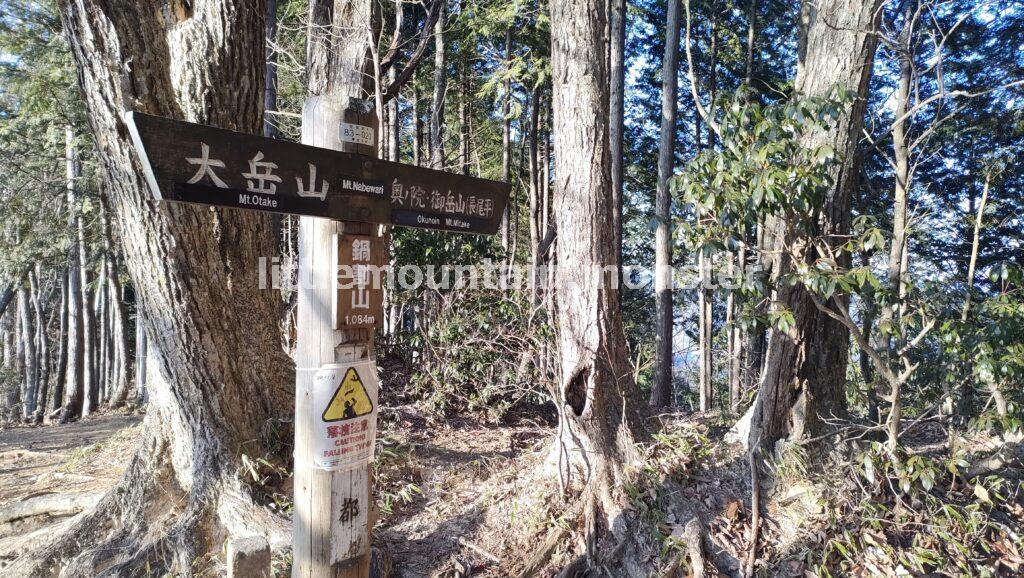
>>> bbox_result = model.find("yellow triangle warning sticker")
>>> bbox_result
[322,367,374,422]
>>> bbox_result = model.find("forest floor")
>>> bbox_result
[0,411,142,568]
[1,404,1020,577]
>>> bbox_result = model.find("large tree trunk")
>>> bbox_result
[748,0,882,449]
[550,0,648,561]
[650,0,680,408]
[14,2,293,574]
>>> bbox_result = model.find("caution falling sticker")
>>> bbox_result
[311,361,379,471]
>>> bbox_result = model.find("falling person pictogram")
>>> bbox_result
[321,367,374,422]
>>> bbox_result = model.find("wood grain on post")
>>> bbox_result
[295,94,379,578]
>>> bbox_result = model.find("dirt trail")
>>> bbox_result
[0,412,141,503]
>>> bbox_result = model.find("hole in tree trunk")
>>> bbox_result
[565,366,589,417]
[169,0,193,22]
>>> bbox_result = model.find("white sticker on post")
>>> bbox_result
[339,122,375,147]
[311,360,379,471]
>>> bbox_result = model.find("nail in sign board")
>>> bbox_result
[311,361,379,471]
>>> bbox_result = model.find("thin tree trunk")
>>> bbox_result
[500,28,513,251]
[388,71,400,162]
[728,248,743,412]
[104,193,131,407]
[859,250,879,424]
[18,284,37,420]
[5,312,21,420]
[413,81,422,166]
[30,266,49,422]
[745,0,757,88]
[610,0,626,290]
[528,89,541,302]
[430,1,446,170]
[651,0,681,408]
[459,56,470,175]
[80,216,97,417]
[264,0,279,138]
[540,107,550,240]
[698,1,720,412]
[62,127,85,424]
[134,310,147,405]
[698,250,713,411]
[961,173,1005,417]
[95,257,109,404]
[878,13,915,447]
[52,269,68,416]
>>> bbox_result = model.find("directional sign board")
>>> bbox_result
[125,112,510,235]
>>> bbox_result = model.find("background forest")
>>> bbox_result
[0,0,1022,576]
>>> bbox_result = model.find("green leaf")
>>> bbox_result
[974,483,991,504]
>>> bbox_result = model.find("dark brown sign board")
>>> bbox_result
[124,112,510,235]
[334,234,387,329]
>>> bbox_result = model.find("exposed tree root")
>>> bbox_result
[968,437,1024,480]
[7,424,288,577]
[0,492,101,530]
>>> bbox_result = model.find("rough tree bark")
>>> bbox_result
[748,0,883,449]
[13,2,294,575]
[650,0,680,408]
[550,0,649,567]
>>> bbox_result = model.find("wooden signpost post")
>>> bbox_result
[126,105,510,577]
